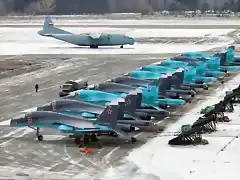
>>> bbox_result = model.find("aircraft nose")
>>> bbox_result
[38,30,44,36]
[10,114,26,127]
[128,37,135,45]
[10,118,18,127]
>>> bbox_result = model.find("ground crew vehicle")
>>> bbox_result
[59,80,88,97]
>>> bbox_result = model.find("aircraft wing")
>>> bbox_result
[87,33,102,39]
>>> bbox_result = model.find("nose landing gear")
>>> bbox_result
[36,127,43,141]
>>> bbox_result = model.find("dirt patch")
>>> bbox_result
[0,58,42,79]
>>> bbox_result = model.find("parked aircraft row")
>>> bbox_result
[10,45,240,147]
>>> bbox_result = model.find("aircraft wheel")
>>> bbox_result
[159,103,167,109]
[203,85,208,90]
[109,132,118,137]
[90,45,98,49]
[37,135,43,141]
[131,137,137,144]
[120,45,123,48]
[90,134,98,142]
[74,138,80,144]
[84,136,90,144]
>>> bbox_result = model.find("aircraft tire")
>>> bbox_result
[84,136,90,144]
[120,45,123,48]
[203,85,208,90]
[74,138,80,144]
[90,45,98,49]
[131,137,137,144]
[90,134,98,142]
[109,132,118,137]
[37,135,43,141]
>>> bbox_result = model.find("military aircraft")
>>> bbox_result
[89,82,170,118]
[38,16,135,48]
[10,100,137,144]
[129,70,194,102]
[109,75,185,109]
[36,98,154,129]
[64,88,169,120]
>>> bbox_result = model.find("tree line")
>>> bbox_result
[0,0,239,16]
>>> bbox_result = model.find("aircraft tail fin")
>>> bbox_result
[124,90,138,114]
[117,98,125,120]
[158,75,168,95]
[173,68,184,88]
[39,15,72,36]
[135,88,143,109]
[214,52,226,66]
[227,46,235,63]
[95,100,119,128]
[44,15,54,30]
[165,73,173,90]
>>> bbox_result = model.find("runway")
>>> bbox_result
[0,17,238,179]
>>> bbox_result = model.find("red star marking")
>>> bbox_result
[107,106,112,114]
[52,105,56,111]
[126,98,131,105]
[27,116,32,124]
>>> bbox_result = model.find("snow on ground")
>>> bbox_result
[1,18,240,26]
[100,73,240,180]
[0,27,234,55]
[0,27,234,38]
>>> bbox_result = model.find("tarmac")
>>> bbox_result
[0,54,236,179]
[0,23,239,179]
[0,53,180,178]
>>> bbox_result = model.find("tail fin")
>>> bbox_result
[173,68,184,88]
[214,52,227,66]
[158,74,168,95]
[227,47,234,63]
[124,90,138,114]
[117,98,125,120]
[165,73,173,90]
[95,100,119,128]
[135,88,143,109]
[184,66,196,82]
[38,15,72,36]
[44,15,54,30]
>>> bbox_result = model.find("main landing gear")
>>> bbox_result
[120,45,123,48]
[90,45,98,48]
[131,137,137,143]
[74,134,99,147]
[36,127,43,141]
[28,126,43,141]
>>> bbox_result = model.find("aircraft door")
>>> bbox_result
[107,35,112,45]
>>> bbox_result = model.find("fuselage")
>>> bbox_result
[38,31,135,46]
[10,112,113,135]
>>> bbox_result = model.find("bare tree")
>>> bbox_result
[0,1,6,15]
[39,0,56,13]
[24,0,55,14]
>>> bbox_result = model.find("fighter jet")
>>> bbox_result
[89,83,170,118]
[36,98,154,130]
[38,16,135,48]
[64,89,169,120]
[10,100,137,144]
